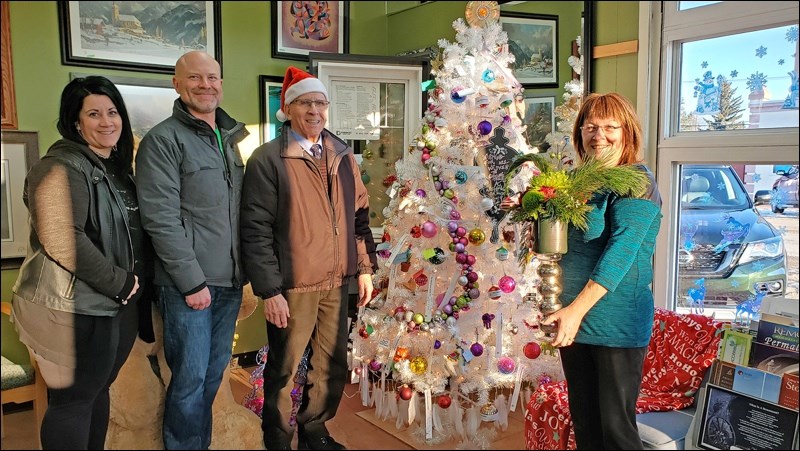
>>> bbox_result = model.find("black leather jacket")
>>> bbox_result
[12,139,135,316]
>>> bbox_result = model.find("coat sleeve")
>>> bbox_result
[240,150,284,298]
[135,133,206,294]
[25,158,131,300]
[351,153,375,275]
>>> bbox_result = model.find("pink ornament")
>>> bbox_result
[450,210,461,220]
[421,221,438,238]
[497,356,516,374]
[498,275,516,293]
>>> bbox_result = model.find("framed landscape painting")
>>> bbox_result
[58,1,221,74]
[521,95,556,151]
[1,131,39,263]
[272,1,349,60]
[500,12,558,87]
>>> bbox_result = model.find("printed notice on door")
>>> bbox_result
[330,81,380,141]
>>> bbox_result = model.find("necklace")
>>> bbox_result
[93,151,110,160]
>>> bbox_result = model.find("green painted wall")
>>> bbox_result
[2,1,639,363]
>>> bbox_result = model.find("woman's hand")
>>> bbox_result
[123,275,140,305]
[541,305,583,347]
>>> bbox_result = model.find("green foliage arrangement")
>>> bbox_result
[503,153,650,231]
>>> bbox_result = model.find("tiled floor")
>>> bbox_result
[1,368,525,450]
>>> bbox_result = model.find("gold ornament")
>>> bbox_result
[465,1,500,28]
[410,356,428,374]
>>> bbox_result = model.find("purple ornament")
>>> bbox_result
[499,275,516,293]
[477,120,493,136]
[447,221,459,233]
[450,210,461,220]
[443,304,453,315]
[467,272,479,283]
[497,356,516,374]
[369,360,383,371]
[421,221,438,238]
[470,342,484,357]
[416,189,427,198]
[454,243,466,253]
[434,340,442,349]
[449,296,458,305]
[468,288,480,299]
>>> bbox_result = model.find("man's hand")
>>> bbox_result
[264,294,290,328]
[185,286,211,310]
[357,273,374,307]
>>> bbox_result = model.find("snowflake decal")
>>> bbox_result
[730,280,741,288]
[752,173,761,182]
[752,261,766,272]
[717,182,726,191]
[746,72,768,93]
[755,46,767,58]
[777,225,788,235]
[787,26,799,43]
[730,70,738,78]
[701,61,709,68]
[778,59,785,65]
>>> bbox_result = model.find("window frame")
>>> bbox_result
[646,1,799,311]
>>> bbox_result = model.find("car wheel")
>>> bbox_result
[772,205,784,214]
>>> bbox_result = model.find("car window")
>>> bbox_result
[681,167,749,208]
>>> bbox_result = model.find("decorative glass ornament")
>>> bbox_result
[434,339,442,349]
[394,347,410,362]
[437,394,452,408]
[500,93,513,107]
[464,1,500,27]
[410,356,428,374]
[369,360,382,372]
[488,286,502,300]
[475,95,490,108]
[455,170,468,184]
[450,210,462,220]
[481,69,496,83]
[468,228,486,245]
[412,313,425,325]
[480,402,498,421]
[495,246,509,261]
[497,356,516,374]
[426,247,446,265]
[361,172,370,184]
[480,197,494,210]
[410,225,422,238]
[498,275,516,293]
[415,188,427,198]
[470,342,484,357]
[477,120,493,135]
[509,323,519,334]
[421,220,438,238]
[450,87,467,104]
[523,342,541,359]
[538,374,553,386]
[415,273,428,286]
[398,384,413,401]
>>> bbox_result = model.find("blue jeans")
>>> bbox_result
[157,285,242,450]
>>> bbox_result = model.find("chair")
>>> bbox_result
[1,301,46,448]
[682,175,711,203]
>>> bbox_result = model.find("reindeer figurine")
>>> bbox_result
[686,278,706,314]
[733,284,767,326]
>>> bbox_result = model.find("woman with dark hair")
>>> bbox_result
[540,92,663,450]
[10,75,153,449]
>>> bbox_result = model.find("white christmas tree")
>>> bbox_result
[350,12,566,446]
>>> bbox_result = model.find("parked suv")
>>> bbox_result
[771,164,799,214]
[678,165,786,313]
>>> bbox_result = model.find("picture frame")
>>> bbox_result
[519,94,556,151]
[71,73,175,148]
[500,12,558,87]
[271,1,349,61]
[1,1,18,130]
[1,131,39,264]
[58,1,221,74]
[698,384,798,450]
[259,75,284,144]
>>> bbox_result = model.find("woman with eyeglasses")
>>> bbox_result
[540,92,663,450]
[240,66,376,450]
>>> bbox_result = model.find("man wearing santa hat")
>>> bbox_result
[240,66,375,450]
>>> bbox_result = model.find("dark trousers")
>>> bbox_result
[559,342,647,450]
[261,286,349,448]
[39,304,138,450]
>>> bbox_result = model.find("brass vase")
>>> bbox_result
[535,218,566,335]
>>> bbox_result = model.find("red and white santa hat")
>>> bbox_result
[275,66,329,122]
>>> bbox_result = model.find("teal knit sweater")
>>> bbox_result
[560,169,662,348]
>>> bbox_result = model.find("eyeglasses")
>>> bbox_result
[292,99,330,109]
[580,124,623,134]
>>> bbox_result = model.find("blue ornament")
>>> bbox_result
[451,88,467,104]
[455,170,468,184]
[482,69,496,83]
[477,120,493,136]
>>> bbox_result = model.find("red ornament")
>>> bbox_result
[437,394,452,409]
[523,342,542,359]
[398,385,414,401]
[410,225,422,238]
[383,174,398,187]
[382,232,391,243]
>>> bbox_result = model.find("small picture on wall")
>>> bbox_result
[519,95,556,152]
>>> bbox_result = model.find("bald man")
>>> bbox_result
[136,50,249,450]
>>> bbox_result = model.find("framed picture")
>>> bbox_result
[259,75,284,144]
[698,384,798,450]
[71,73,175,149]
[271,1,349,61]
[500,12,558,87]
[58,1,221,74]
[519,94,556,151]
[1,131,39,263]
[1,1,18,129]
